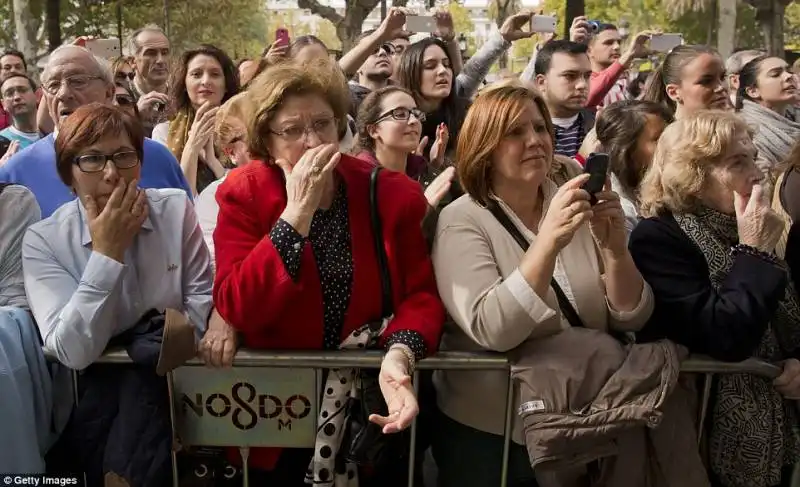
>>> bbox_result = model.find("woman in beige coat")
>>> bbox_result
[430,80,654,486]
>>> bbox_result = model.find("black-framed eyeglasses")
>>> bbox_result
[74,151,139,173]
[269,117,338,142]
[115,95,134,107]
[376,43,396,56]
[42,75,103,95]
[375,107,426,123]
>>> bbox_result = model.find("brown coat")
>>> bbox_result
[511,327,710,487]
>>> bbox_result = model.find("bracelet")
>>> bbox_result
[730,244,783,266]
[387,344,416,376]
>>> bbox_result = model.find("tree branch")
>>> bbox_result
[297,0,344,25]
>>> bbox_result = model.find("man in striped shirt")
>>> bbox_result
[534,40,595,159]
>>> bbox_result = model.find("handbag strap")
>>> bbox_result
[369,166,394,319]
[486,201,586,329]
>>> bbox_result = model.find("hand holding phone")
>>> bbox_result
[275,28,290,48]
[406,15,437,33]
[582,153,610,205]
[530,15,557,33]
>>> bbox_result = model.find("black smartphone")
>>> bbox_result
[0,136,10,158]
[582,152,609,205]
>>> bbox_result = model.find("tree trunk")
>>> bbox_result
[564,0,585,39]
[12,0,37,70]
[705,0,717,46]
[752,0,787,56]
[45,0,61,51]
[717,0,737,59]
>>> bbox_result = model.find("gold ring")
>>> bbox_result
[312,164,322,174]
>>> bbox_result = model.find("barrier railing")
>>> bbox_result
[87,349,784,487]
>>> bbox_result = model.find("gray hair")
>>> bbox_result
[41,45,114,86]
[127,24,167,56]
[726,49,764,75]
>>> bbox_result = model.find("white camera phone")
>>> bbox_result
[530,15,557,34]
[85,38,121,59]
[405,15,437,33]
[649,33,683,53]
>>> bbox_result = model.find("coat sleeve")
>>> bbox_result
[380,187,445,357]
[212,176,303,333]
[629,216,786,362]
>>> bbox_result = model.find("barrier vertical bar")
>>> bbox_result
[406,370,421,487]
[500,373,513,487]
[240,447,250,487]
[697,373,713,445]
[166,371,180,487]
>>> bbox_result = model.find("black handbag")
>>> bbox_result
[486,201,586,329]
[341,166,408,468]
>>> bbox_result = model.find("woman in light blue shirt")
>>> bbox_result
[22,102,213,371]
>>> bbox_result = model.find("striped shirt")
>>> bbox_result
[552,114,585,158]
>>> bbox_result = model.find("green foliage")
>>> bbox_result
[447,1,477,55]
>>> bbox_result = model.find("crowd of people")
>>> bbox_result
[1,7,800,487]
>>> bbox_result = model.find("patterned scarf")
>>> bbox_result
[304,318,390,487]
[674,207,800,487]
[166,108,229,194]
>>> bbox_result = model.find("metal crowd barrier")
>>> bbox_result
[87,349,783,487]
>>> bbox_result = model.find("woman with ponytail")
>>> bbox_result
[641,45,730,119]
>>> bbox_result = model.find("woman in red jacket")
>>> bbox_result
[212,59,444,486]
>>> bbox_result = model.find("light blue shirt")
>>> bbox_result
[22,188,213,370]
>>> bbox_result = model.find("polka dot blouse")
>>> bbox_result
[269,182,426,358]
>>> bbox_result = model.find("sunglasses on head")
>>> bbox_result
[115,95,134,106]
[116,72,135,81]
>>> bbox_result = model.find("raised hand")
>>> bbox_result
[186,102,219,155]
[735,183,784,254]
[275,144,342,217]
[588,183,627,255]
[500,11,536,42]
[84,179,149,263]
[424,166,455,208]
[429,123,449,167]
[538,174,592,252]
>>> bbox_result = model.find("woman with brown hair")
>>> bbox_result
[630,110,800,487]
[595,99,673,235]
[430,80,655,486]
[212,59,444,486]
[354,85,454,211]
[22,103,213,485]
[152,44,240,194]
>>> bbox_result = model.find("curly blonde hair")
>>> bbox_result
[639,109,754,217]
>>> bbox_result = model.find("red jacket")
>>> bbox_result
[213,154,444,470]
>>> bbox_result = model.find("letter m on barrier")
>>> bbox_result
[278,418,293,431]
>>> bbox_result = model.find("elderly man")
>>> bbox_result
[0,45,190,218]
[128,24,172,136]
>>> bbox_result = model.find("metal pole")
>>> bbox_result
[116,0,123,53]
[163,0,170,38]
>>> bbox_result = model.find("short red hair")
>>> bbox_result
[55,102,144,187]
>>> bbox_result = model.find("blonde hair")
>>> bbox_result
[639,109,753,217]
[456,79,554,205]
[215,92,250,147]
[245,59,350,161]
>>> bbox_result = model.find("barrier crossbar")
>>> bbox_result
[86,349,783,487]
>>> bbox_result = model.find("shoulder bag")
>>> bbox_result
[486,200,586,329]
[342,166,408,468]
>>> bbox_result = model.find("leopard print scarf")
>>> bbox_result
[675,207,800,487]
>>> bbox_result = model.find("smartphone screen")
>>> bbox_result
[0,137,10,158]
[582,153,609,204]
[649,34,683,53]
[84,38,121,59]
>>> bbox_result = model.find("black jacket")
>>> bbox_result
[629,212,788,362]
[47,311,173,487]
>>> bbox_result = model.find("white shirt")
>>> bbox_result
[195,175,225,272]
[22,188,213,370]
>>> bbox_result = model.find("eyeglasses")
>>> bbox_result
[2,85,31,99]
[376,107,426,123]
[74,151,139,173]
[115,95,134,107]
[269,117,337,142]
[43,75,103,95]
[376,43,396,56]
